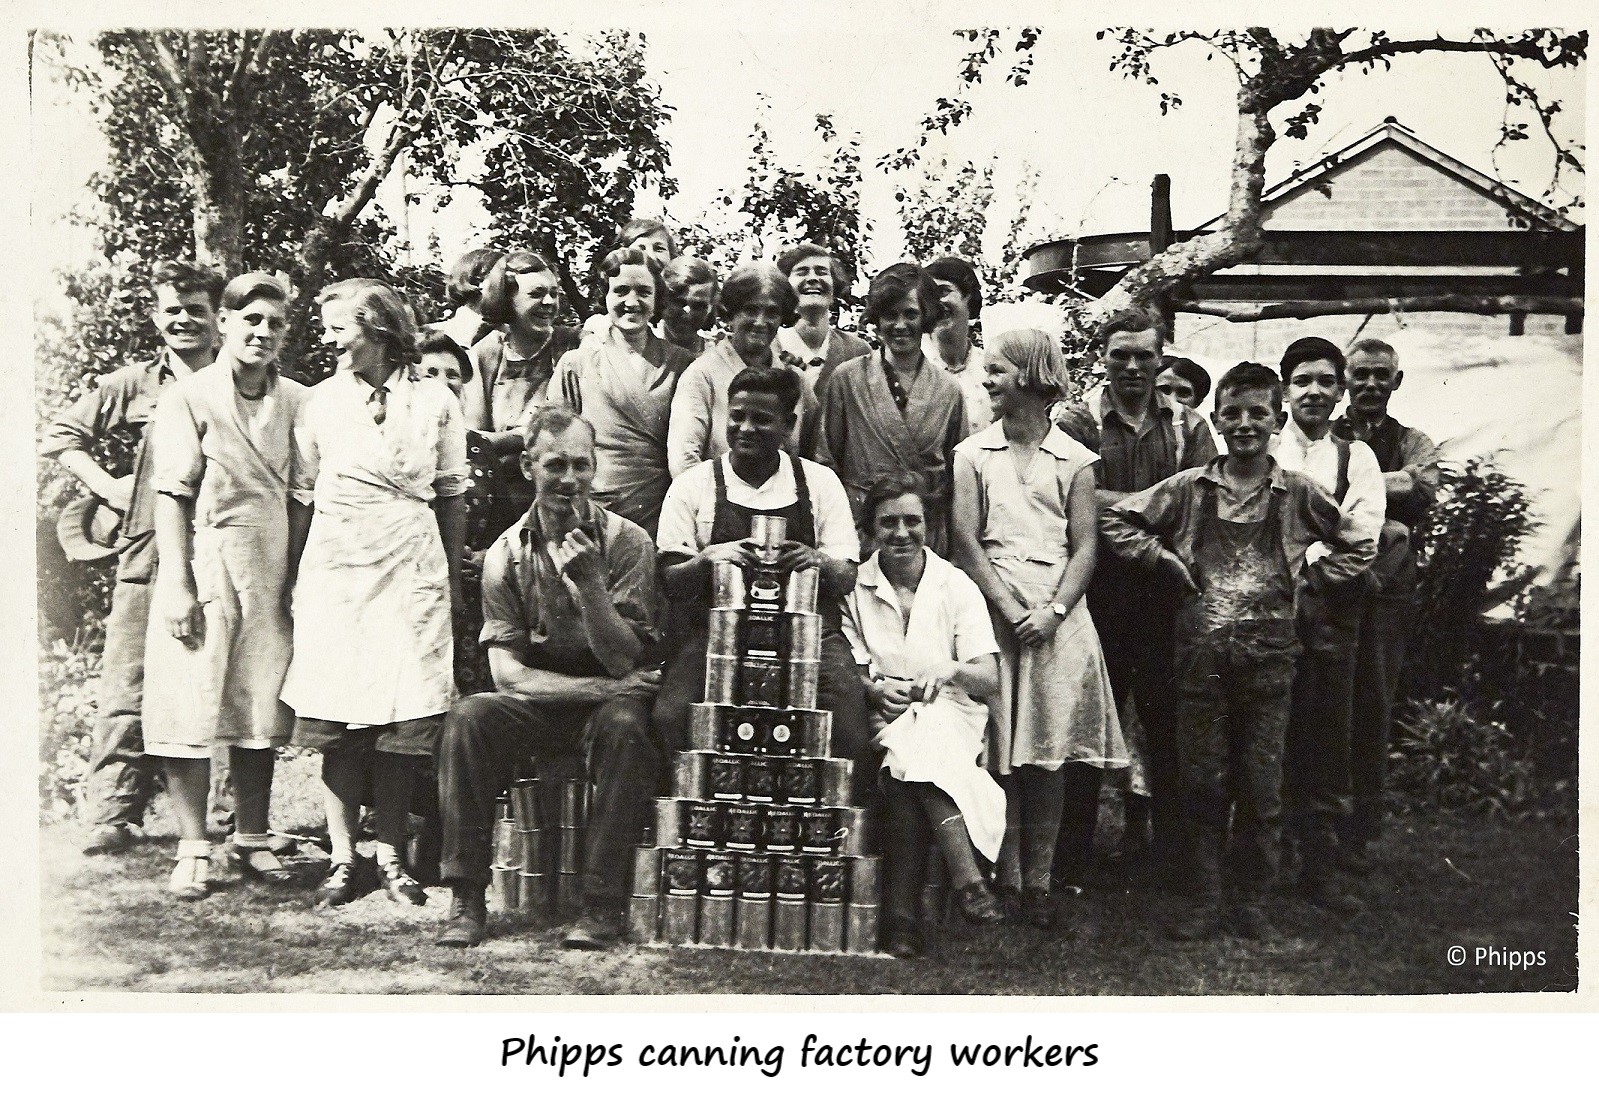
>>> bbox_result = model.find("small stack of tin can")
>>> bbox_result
[490,772,590,924]
[629,516,881,953]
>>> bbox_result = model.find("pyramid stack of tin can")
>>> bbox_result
[629,515,881,953]
[490,774,590,923]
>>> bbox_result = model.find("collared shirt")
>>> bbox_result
[1101,456,1375,591]
[479,499,657,676]
[1331,413,1442,530]
[780,325,873,397]
[41,348,196,582]
[1271,418,1385,567]
[923,334,991,435]
[665,339,813,477]
[656,452,860,563]
[952,421,1097,565]
[1055,383,1218,494]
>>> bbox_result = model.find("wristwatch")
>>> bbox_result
[1048,602,1068,619]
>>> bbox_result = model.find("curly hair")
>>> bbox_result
[718,263,799,328]
[594,246,667,321]
[478,250,559,327]
[317,279,421,365]
[445,248,505,308]
[151,258,226,309]
[923,256,983,321]
[862,263,945,333]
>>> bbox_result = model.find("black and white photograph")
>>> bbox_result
[15,0,1588,1017]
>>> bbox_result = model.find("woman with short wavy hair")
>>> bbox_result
[284,278,469,910]
[468,250,582,455]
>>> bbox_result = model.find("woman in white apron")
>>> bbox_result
[144,273,305,899]
[843,472,1008,958]
[284,280,468,909]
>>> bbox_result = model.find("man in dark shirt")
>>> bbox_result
[1331,338,1443,872]
[1055,308,1217,884]
[435,407,663,949]
[42,259,224,855]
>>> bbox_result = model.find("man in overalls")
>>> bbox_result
[654,364,872,799]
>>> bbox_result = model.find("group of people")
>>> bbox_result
[49,220,1439,959]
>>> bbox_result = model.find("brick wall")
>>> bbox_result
[1264,144,1525,232]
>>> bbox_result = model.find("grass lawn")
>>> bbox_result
[39,752,1578,997]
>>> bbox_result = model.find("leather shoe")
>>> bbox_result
[378,860,429,906]
[436,887,488,948]
[953,882,1006,926]
[317,859,370,907]
[562,911,624,950]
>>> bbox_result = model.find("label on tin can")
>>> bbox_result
[810,857,846,903]
[774,855,809,900]
[737,853,773,899]
[685,801,723,848]
[743,757,779,802]
[664,849,701,895]
[767,717,798,755]
[703,854,735,897]
[730,716,761,754]
[724,804,761,851]
[709,754,744,801]
[764,805,801,852]
[780,759,819,804]
[800,807,836,854]
[738,656,784,708]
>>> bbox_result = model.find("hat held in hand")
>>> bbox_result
[57,494,124,562]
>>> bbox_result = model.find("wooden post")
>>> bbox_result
[1149,174,1175,336]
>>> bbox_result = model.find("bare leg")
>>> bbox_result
[163,758,211,842]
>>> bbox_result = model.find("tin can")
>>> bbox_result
[724,804,761,851]
[785,664,820,710]
[810,857,847,904]
[764,805,801,852]
[709,754,744,801]
[627,894,659,943]
[493,820,520,867]
[689,704,721,750]
[685,800,723,848]
[561,778,587,828]
[631,845,661,895]
[655,797,685,848]
[661,893,698,944]
[711,561,746,608]
[837,808,870,857]
[802,711,832,758]
[517,871,550,917]
[784,566,820,614]
[698,895,735,947]
[510,781,539,831]
[847,855,883,903]
[705,654,741,705]
[707,608,742,654]
[517,828,544,871]
[780,759,820,804]
[672,751,710,800]
[845,902,880,953]
[491,865,519,911]
[495,795,513,823]
[750,514,787,556]
[663,849,701,895]
[738,657,784,707]
[558,827,583,874]
[774,855,809,900]
[703,853,736,897]
[744,757,779,802]
[730,715,761,754]
[800,807,836,854]
[767,716,801,756]
[735,896,771,949]
[820,758,852,805]
[737,852,773,899]
[773,898,808,950]
[556,871,582,919]
[783,613,822,662]
[809,901,844,952]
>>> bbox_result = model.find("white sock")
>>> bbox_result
[373,841,402,869]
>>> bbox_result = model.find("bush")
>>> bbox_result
[38,639,102,823]
[1388,695,1568,820]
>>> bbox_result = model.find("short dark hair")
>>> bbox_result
[1215,361,1283,409]
[777,242,850,299]
[1279,336,1346,386]
[594,247,668,321]
[151,259,226,309]
[445,248,505,308]
[718,263,799,327]
[923,256,983,321]
[221,271,290,312]
[862,470,932,527]
[522,405,596,453]
[418,330,474,384]
[663,256,720,298]
[478,250,558,326]
[1161,355,1211,404]
[728,363,802,414]
[1094,307,1167,351]
[615,218,677,258]
[863,262,945,333]
[1347,337,1398,365]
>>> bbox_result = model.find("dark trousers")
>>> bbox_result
[1284,586,1361,869]
[1174,623,1300,903]
[438,692,663,906]
[86,578,157,828]
[652,631,876,806]
[881,778,932,929]
[1089,567,1181,858]
[1344,591,1415,846]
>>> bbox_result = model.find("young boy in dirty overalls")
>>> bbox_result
[1100,362,1373,942]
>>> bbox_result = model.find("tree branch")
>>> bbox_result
[127,33,189,119]
[1336,35,1552,70]
[1175,294,1583,323]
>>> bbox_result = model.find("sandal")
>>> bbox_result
[168,840,212,901]
[233,843,297,887]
